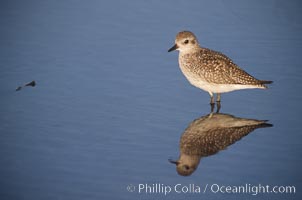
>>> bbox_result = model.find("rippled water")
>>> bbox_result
[0,0,301,200]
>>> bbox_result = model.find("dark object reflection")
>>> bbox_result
[169,113,272,176]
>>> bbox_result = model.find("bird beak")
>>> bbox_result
[168,158,179,165]
[168,44,178,52]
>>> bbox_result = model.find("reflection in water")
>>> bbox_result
[170,113,272,176]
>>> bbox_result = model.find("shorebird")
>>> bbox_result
[169,113,272,176]
[168,31,272,111]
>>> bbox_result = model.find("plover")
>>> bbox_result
[168,31,272,111]
[169,113,272,176]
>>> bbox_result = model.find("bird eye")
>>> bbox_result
[183,165,190,170]
[184,40,189,44]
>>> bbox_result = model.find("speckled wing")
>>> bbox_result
[196,48,264,85]
[181,125,263,156]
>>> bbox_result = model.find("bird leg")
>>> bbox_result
[216,93,221,113]
[209,92,215,113]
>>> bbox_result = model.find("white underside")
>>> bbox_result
[187,78,265,95]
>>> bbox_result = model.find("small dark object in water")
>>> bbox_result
[16,86,22,91]
[16,80,36,91]
[25,81,36,87]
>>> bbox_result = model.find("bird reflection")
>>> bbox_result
[169,113,272,176]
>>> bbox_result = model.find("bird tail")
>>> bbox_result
[260,80,273,84]
[260,80,273,89]
[259,120,273,128]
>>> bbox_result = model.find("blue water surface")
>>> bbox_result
[0,0,301,199]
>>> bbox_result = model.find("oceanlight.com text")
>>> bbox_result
[126,183,296,196]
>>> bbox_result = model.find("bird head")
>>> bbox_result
[169,154,201,176]
[168,31,200,53]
